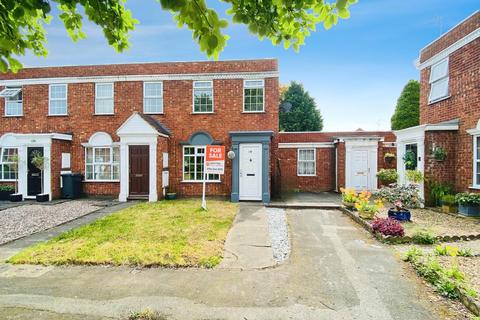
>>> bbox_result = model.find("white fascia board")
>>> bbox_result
[394,125,426,141]
[425,124,459,131]
[0,71,279,86]
[335,136,382,142]
[278,142,334,149]
[416,27,480,70]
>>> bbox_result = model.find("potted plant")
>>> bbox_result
[455,193,480,217]
[340,187,357,210]
[8,153,22,202]
[31,150,49,202]
[432,147,447,162]
[165,191,177,200]
[355,190,383,220]
[384,152,396,164]
[441,194,457,214]
[376,169,398,186]
[0,185,15,200]
[387,200,411,221]
[406,170,424,184]
[403,150,417,170]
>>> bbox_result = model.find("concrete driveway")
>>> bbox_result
[0,207,447,319]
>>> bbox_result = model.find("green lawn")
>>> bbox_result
[8,199,237,268]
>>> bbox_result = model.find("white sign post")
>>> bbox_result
[202,145,225,210]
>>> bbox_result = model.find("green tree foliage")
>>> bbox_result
[0,0,357,73]
[391,80,420,130]
[280,82,323,132]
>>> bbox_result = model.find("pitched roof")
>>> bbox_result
[138,113,171,136]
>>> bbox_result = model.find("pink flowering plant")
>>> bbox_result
[371,217,405,237]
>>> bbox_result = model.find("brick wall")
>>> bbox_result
[0,59,279,199]
[419,12,480,192]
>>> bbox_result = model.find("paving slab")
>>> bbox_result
[218,204,275,269]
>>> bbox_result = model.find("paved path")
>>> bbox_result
[0,207,444,319]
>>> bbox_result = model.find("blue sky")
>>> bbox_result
[21,1,478,131]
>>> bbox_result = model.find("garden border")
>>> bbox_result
[340,207,480,244]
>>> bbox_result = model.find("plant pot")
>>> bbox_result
[458,204,480,217]
[165,193,177,200]
[9,193,23,202]
[358,210,375,220]
[342,201,356,210]
[0,189,14,201]
[388,208,411,221]
[441,204,458,214]
[36,193,49,202]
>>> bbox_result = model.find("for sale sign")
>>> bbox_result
[205,145,225,175]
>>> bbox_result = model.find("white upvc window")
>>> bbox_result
[244,79,264,112]
[429,58,449,103]
[95,83,114,114]
[182,146,220,182]
[0,147,18,181]
[0,87,23,116]
[49,84,68,115]
[473,136,480,187]
[297,148,316,176]
[193,81,214,113]
[85,146,120,181]
[143,82,163,114]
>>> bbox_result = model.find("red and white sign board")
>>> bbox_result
[205,145,225,175]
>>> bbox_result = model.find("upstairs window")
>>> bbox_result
[0,87,22,116]
[244,80,264,112]
[297,149,316,176]
[193,81,213,113]
[429,58,449,103]
[85,146,120,181]
[49,84,68,115]
[0,147,18,180]
[143,82,163,114]
[95,83,114,114]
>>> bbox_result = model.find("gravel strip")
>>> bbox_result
[266,207,290,263]
[0,200,104,245]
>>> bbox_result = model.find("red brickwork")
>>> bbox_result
[419,13,480,192]
[0,59,278,199]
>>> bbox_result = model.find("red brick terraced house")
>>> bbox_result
[394,11,479,200]
[0,59,279,202]
[277,130,396,193]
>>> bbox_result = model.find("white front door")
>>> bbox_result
[239,143,262,200]
[351,149,369,190]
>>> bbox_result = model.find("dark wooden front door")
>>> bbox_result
[129,145,149,197]
[27,147,43,196]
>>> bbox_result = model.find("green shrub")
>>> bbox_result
[403,246,423,262]
[0,185,14,192]
[406,170,424,183]
[376,169,398,184]
[434,245,459,256]
[458,248,474,257]
[455,193,480,206]
[441,194,456,206]
[412,230,437,244]
[428,181,454,207]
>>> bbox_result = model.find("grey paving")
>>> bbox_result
[0,207,441,320]
[270,191,342,208]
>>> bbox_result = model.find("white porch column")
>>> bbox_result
[149,140,158,202]
[18,145,27,197]
[44,143,52,200]
[119,143,128,202]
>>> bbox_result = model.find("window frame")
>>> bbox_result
[95,82,114,115]
[48,84,68,116]
[0,147,18,181]
[143,81,164,114]
[182,145,220,182]
[428,58,449,104]
[3,86,23,117]
[243,79,265,113]
[84,146,120,182]
[473,135,480,188]
[297,148,316,177]
[192,80,214,114]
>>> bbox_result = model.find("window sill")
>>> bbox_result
[242,111,266,114]
[181,180,221,183]
[83,180,120,183]
[428,95,450,105]
[3,115,23,118]
[0,179,16,182]
[48,114,68,117]
[297,174,316,177]
[94,113,115,116]
[191,112,215,115]
[468,185,480,190]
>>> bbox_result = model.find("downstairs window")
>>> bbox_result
[183,146,220,182]
[85,146,120,181]
[0,148,18,180]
